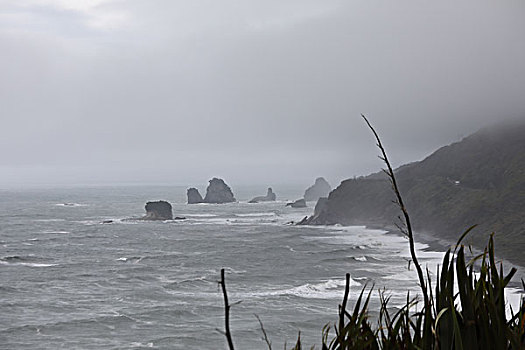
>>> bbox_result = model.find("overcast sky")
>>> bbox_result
[1,0,524,188]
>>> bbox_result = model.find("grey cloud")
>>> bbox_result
[1,0,524,186]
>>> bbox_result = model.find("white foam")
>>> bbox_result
[183,214,218,217]
[42,230,70,234]
[354,256,367,262]
[55,203,87,207]
[0,261,58,267]
[506,288,524,317]
[235,278,362,300]
[235,212,277,217]
[185,218,233,225]
[75,220,98,226]
[223,267,247,274]
[116,256,143,263]
[130,342,154,348]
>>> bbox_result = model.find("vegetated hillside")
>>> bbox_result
[306,120,525,264]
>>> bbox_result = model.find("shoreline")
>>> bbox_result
[367,224,454,253]
[366,224,525,284]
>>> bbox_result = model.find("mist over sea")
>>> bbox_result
[0,185,513,349]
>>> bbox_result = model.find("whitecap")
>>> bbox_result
[74,220,98,226]
[116,256,143,263]
[182,214,218,218]
[223,267,247,274]
[0,261,58,267]
[354,256,367,262]
[185,218,233,225]
[235,212,277,217]
[55,203,87,207]
[130,342,154,348]
[236,278,362,300]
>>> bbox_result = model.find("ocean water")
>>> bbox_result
[0,185,519,349]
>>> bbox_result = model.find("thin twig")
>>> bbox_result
[361,115,430,310]
[220,268,235,350]
[255,314,273,350]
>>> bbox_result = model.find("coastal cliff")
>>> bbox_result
[302,120,525,264]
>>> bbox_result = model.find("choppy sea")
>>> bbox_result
[0,185,522,349]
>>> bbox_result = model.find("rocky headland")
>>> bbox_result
[249,188,277,203]
[300,120,525,265]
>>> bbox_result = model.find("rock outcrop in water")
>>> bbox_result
[203,178,236,204]
[187,188,204,204]
[249,188,277,203]
[304,177,331,201]
[286,199,307,208]
[143,201,173,220]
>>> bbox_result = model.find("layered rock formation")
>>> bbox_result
[300,120,525,265]
[203,178,236,204]
[286,199,307,208]
[143,201,173,220]
[249,188,277,203]
[304,177,331,201]
[187,188,204,204]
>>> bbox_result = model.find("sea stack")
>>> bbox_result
[143,201,173,220]
[249,187,277,203]
[304,177,331,202]
[187,188,204,204]
[203,178,236,204]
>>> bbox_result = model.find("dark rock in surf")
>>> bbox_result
[249,188,277,203]
[187,188,204,204]
[286,199,307,208]
[297,216,309,225]
[143,201,173,220]
[297,197,330,225]
[304,177,331,202]
[203,178,236,204]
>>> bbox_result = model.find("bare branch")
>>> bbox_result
[254,314,272,350]
[361,115,430,310]
[220,268,235,350]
